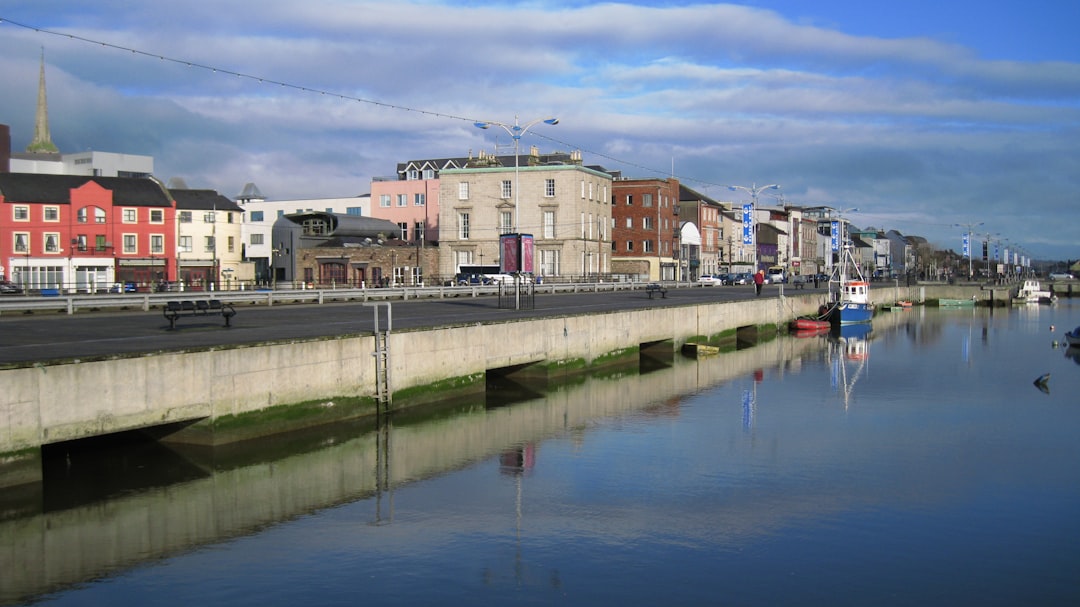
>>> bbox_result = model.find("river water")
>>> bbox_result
[4,301,1080,606]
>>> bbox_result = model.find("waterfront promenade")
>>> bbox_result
[0,283,795,365]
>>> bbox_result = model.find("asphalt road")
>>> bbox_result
[0,283,821,365]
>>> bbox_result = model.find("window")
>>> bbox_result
[543,211,555,239]
[321,261,347,284]
[380,194,391,208]
[501,180,512,199]
[250,210,265,222]
[13,232,28,253]
[95,207,106,223]
[346,207,363,216]
[77,207,88,223]
[277,210,285,218]
[643,194,653,207]
[626,217,633,228]
[626,195,633,205]
[545,179,556,197]
[412,266,423,285]
[643,240,654,253]
[458,212,470,240]
[500,212,513,235]
[540,249,560,276]
[150,209,164,223]
[458,182,469,200]
[398,222,409,240]
[123,234,137,254]
[407,168,419,180]
[151,234,164,254]
[14,206,29,221]
[396,194,407,207]
[45,233,60,253]
[422,168,435,180]
[205,236,215,253]
[626,240,634,252]
[123,209,137,223]
[179,211,192,223]
[227,236,235,253]
[96,235,107,251]
[251,233,265,245]
[44,206,60,221]
[203,212,216,223]
[414,221,425,241]
[643,217,654,230]
[179,235,193,253]
[414,193,425,206]
[456,250,473,268]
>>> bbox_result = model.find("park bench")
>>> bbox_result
[645,283,668,299]
[163,299,236,330]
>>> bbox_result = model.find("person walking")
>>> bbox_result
[754,269,764,296]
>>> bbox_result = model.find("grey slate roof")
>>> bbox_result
[0,173,172,206]
[169,188,243,212]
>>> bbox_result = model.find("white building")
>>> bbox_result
[235,182,371,285]
[10,150,153,178]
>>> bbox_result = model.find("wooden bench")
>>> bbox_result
[163,299,237,330]
[645,283,668,299]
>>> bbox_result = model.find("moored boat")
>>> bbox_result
[1066,326,1080,348]
[821,220,874,326]
[1013,280,1057,305]
[791,317,831,331]
[937,297,976,307]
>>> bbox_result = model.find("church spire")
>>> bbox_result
[26,49,59,154]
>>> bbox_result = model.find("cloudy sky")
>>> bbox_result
[1,1,1078,260]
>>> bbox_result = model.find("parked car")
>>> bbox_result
[109,282,137,293]
[1048,272,1074,281]
[731,272,753,285]
[0,280,21,294]
[697,274,722,286]
[718,273,736,285]
[455,273,490,286]
[766,271,786,284]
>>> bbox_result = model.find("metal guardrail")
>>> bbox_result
[0,281,684,315]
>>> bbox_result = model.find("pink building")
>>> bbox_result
[369,160,447,244]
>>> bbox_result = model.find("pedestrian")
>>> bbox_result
[754,270,764,296]
[813,274,819,289]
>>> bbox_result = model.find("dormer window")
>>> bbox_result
[407,169,419,180]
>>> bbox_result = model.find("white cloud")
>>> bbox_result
[1,1,1077,259]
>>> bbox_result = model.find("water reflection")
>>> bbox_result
[4,302,1080,606]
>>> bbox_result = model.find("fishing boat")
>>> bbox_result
[1012,280,1057,305]
[821,227,874,325]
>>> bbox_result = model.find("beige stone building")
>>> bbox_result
[437,151,613,280]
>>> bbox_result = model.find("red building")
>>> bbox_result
[610,177,680,280]
[0,173,176,292]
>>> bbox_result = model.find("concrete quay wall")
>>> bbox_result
[1,284,944,463]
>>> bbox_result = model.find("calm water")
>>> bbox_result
[4,302,1080,606]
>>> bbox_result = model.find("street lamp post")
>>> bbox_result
[474,115,559,236]
[728,183,779,273]
[953,222,983,281]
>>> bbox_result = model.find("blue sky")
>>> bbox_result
[1,1,1078,260]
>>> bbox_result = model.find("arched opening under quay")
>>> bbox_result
[639,339,674,374]
[39,423,209,512]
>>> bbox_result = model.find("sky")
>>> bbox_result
[1,0,1078,261]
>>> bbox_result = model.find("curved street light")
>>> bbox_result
[728,183,779,272]
[473,115,559,234]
